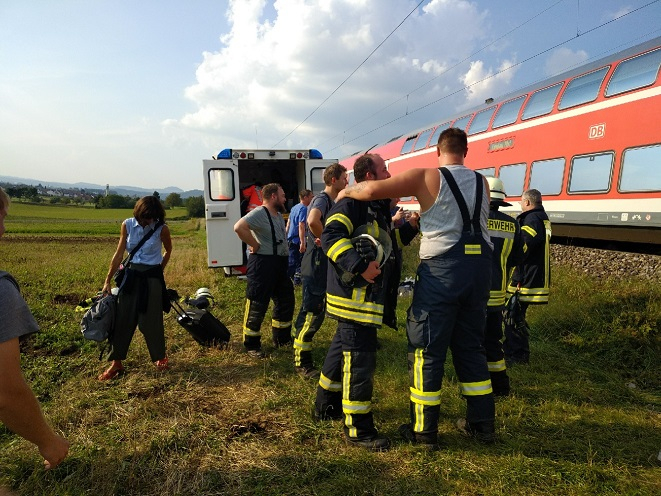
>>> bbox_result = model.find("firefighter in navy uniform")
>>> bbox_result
[234,183,295,357]
[504,188,552,365]
[314,153,414,451]
[485,177,526,395]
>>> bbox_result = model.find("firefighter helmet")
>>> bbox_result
[486,176,512,207]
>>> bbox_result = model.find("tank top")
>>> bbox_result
[419,166,492,258]
[125,217,164,265]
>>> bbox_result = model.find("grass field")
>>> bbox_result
[1,204,660,495]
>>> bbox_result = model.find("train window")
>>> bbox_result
[568,153,613,193]
[413,128,434,151]
[429,122,451,148]
[559,67,610,110]
[521,83,563,120]
[468,107,496,135]
[452,114,473,131]
[620,144,661,192]
[530,158,565,195]
[606,47,661,97]
[476,167,496,177]
[400,135,417,155]
[492,96,526,129]
[498,163,526,197]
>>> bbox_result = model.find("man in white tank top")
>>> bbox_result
[341,128,496,447]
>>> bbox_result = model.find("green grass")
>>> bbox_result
[0,205,659,495]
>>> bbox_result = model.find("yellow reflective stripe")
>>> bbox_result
[326,293,384,314]
[522,225,537,237]
[460,379,493,396]
[343,400,371,414]
[409,386,441,406]
[318,372,342,392]
[342,351,351,400]
[519,294,549,303]
[488,289,506,307]
[272,319,291,329]
[500,237,512,292]
[243,299,261,336]
[412,348,425,432]
[243,327,261,337]
[293,338,312,351]
[519,288,549,296]
[325,213,353,232]
[465,244,481,255]
[327,238,352,262]
[487,359,506,372]
[345,413,357,438]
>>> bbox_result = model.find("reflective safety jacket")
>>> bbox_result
[487,207,526,308]
[322,198,405,328]
[508,206,552,304]
[241,184,263,213]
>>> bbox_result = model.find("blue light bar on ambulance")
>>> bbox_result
[309,149,323,159]
[216,149,232,159]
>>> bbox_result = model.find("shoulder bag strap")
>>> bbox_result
[125,219,165,263]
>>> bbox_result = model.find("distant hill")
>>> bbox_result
[0,175,203,199]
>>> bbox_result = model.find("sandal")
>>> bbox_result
[98,365,124,381]
[154,357,169,371]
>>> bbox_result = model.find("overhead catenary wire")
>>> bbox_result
[323,0,660,154]
[271,0,428,148]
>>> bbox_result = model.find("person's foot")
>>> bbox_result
[98,361,124,381]
[295,366,320,379]
[154,357,169,371]
[345,434,391,452]
[456,418,496,444]
[398,423,440,451]
[246,348,266,359]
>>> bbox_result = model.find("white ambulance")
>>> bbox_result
[203,148,338,274]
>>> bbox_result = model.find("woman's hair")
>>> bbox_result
[133,195,166,222]
[0,187,9,211]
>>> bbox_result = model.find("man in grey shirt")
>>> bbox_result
[234,183,295,357]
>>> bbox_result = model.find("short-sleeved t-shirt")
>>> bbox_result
[0,274,39,344]
[287,203,308,244]
[244,206,288,257]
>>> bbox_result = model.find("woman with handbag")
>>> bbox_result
[99,195,173,381]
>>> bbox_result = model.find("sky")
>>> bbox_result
[1,0,660,192]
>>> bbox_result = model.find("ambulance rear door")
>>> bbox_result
[305,159,338,195]
[203,158,242,268]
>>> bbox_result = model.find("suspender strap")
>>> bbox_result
[439,168,483,236]
[262,207,279,255]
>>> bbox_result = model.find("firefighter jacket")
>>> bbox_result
[487,206,526,309]
[508,206,551,304]
[241,184,263,214]
[322,198,406,328]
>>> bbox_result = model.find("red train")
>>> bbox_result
[339,37,661,245]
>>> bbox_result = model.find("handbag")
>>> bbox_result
[113,219,164,286]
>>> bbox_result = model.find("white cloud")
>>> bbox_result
[460,57,518,107]
[544,47,589,77]
[164,0,501,156]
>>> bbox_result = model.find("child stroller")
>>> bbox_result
[168,288,231,347]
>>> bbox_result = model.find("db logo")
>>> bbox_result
[589,123,606,139]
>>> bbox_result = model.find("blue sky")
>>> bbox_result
[1,0,659,191]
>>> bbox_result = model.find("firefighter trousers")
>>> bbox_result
[243,254,295,350]
[406,254,494,437]
[292,275,327,369]
[315,321,379,440]
[503,301,530,364]
[484,308,509,395]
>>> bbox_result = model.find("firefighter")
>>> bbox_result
[340,128,495,447]
[314,153,401,451]
[505,188,552,365]
[485,177,526,395]
[233,183,295,357]
[291,163,348,379]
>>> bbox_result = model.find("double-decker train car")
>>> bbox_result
[339,37,661,246]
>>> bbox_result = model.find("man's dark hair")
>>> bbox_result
[261,183,281,200]
[299,189,312,199]
[134,195,166,222]
[522,189,542,206]
[353,154,379,182]
[323,163,347,186]
[438,127,468,155]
